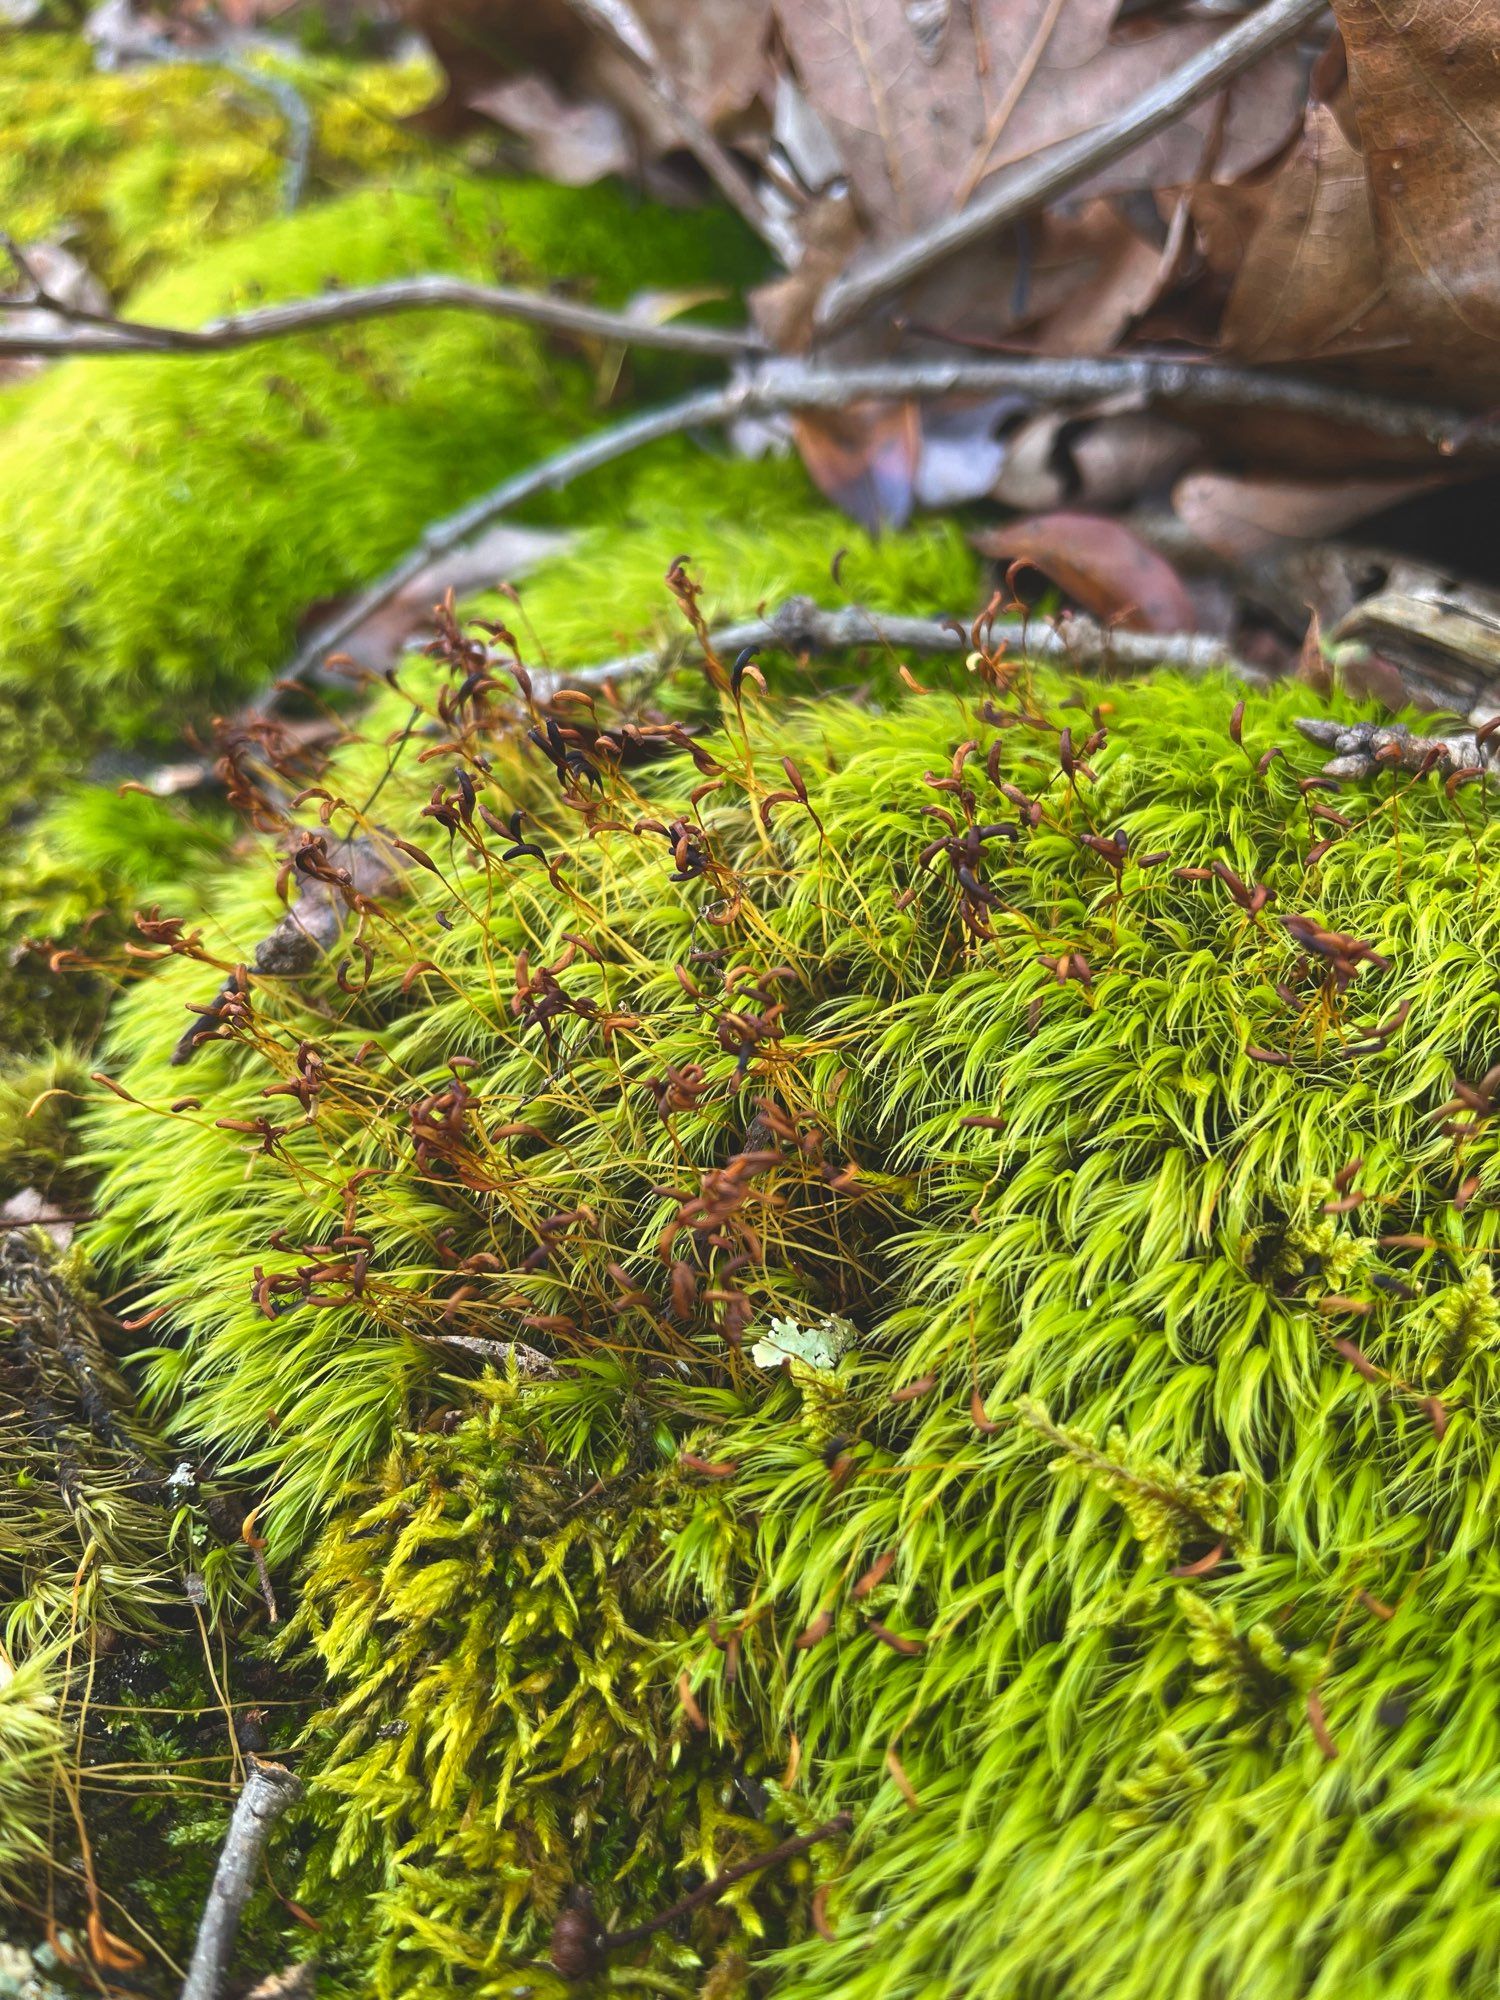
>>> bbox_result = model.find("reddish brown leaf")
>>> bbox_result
[972,511,1196,635]
[792,400,921,533]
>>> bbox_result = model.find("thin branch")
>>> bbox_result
[602,1812,855,1950]
[0,275,764,360]
[564,0,795,263]
[565,593,1270,686]
[814,0,1328,334]
[181,1759,302,2000]
[1295,715,1497,779]
[280,353,1497,693]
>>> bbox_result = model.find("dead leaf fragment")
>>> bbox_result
[974,510,1197,633]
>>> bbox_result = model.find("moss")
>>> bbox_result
[72,621,1500,1995]
[0,34,441,295]
[0,174,765,756]
[0,1044,90,1203]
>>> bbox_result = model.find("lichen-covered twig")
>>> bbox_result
[577,594,1267,686]
[181,1760,303,2000]
[1295,716,1497,782]
[814,0,1325,333]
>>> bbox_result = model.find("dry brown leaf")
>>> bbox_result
[792,399,922,531]
[1220,100,1384,363]
[1172,469,1436,564]
[467,72,633,184]
[1333,0,1500,399]
[1019,201,1170,356]
[974,509,1197,633]
[771,1,1254,245]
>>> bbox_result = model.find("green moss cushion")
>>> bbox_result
[0,176,766,749]
[83,651,1500,1996]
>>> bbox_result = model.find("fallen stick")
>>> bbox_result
[814,0,1327,333]
[283,356,1495,695]
[181,1759,302,2000]
[0,276,762,361]
[572,593,1269,686]
[568,592,1272,688]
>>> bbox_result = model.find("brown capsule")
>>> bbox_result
[795,1609,834,1651]
[852,1552,896,1600]
[868,1620,923,1657]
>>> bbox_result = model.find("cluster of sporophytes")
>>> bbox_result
[62,588,1500,1998]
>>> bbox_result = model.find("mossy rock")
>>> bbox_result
[77,637,1500,1997]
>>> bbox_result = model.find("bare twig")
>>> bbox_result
[547,1812,855,1977]
[603,1812,855,1949]
[0,276,763,360]
[181,1759,302,2000]
[814,0,1328,334]
[574,593,1268,685]
[422,1333,562,1377]
[1295,716,1497,780]
[282,353,1496,694]
[564,0,794,263]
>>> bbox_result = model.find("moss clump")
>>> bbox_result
[0,33,440,295]
[0,174,765,754]
[76,622,1500,1996]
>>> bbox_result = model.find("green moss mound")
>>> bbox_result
[0,174,765,754]
[77,637,1500,1996]
[1,33,439,294]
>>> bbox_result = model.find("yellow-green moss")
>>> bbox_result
[0,33,440,294]
[76,638,1500,1996]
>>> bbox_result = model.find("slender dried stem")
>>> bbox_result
[0,276,763,360]
[814,0,1327,333]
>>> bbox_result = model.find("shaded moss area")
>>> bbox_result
[1,33,440,295]
[72,635,1500,1997]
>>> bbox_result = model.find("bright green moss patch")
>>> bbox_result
[0,175,765,748]
[0,33,440,294]
[77,640,1500,1995]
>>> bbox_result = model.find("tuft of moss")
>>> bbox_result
[0,33,440,295]
[0,174,766,753]
[76,626,1500,1996]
